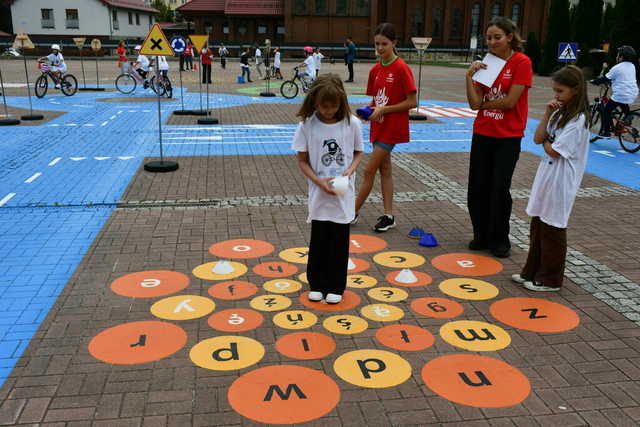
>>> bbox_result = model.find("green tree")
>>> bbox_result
[607,0,640,67]
[525,32,542,73]
[572,0,603,74]
[151,0,175,23]
[539,0,571,75]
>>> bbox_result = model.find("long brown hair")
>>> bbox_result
[549,65,589,129]
[487,17,523,52]
[296,74,352,124]
[374,22,398,56]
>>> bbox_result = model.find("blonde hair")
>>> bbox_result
[296,74,352,124]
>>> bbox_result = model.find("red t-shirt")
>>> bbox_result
[473,51,533,138]
[201,48,213,65]
[116,46,127,62]
[366,57,417,144]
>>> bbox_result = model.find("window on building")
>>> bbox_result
[128,12,133,25]
[276,20,285,35]
[149,15,153,26]
[470,3,481,38]
[491,2,502,18]
[112,10,119,30]
[354,0,369,16]
[411,9,424,36]
[136,13,140,25]
[294,0,306,15]
[511,3,520,24]
[223,23,229,34]
[431,7,442,38]
[451,8,463,39]
[315,0,328,15]
[258,24,267,34]
[41,8,54,29]
[238,25,247,35]
[335,0,347,16]
[65,9,79,29]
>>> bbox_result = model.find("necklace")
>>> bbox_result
[381,55,397,66]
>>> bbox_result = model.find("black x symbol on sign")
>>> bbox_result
[150,38,162,50]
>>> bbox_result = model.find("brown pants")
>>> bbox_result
[521,216,567,287]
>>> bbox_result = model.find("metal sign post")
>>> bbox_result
[0,64,20,126]
[189,35,209,116]
[197,31,219,124]
[260,39,275,97]
[14,34,43,121]
[409,37,432,121]
[73,38,90,90]
[85,39,106,91]
[170,36,191,115]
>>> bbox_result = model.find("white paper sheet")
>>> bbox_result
[471,53,507,88]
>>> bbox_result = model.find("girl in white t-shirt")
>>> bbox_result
[513,65,590,292]
[313,47,325,77]
[292,74,364,304]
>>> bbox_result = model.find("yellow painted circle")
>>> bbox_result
[192,261,248,280]
[440,320,511,351]
[360,304,405,322]
[333,349,412,388]
[439,278,499,300]
[249,294,292,312]
[347,274,378,289]
[272,310,318,330]
[150,295,215,320]
[263,278,302,294]
[372,251,426,268]
[279,247,309,264]
[367,287,409,302]
[323,315,368,335]
[298,272,308,284]
[189,336,264,371]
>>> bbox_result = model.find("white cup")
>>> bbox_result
[330,176,349,196]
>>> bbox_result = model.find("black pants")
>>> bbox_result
[307,220,350,296]
[241,66,251,81]
[179,55,185,71]
[521,217,567,287]
[220,57,226,69]
[603,99,628,133]
[347,62,354,81]
[185,56,192,70]
[467,133,521,250]
[202,63,212,84]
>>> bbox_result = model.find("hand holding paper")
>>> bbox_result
[471,53,507,88]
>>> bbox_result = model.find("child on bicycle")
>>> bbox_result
[512,65,590,292]
[133,45,151,89]
[292,74,364,304]
[297,46,316,87]
[590,45,639,137]
[38,44,66,89]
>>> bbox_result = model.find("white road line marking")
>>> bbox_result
[70,157,87,161]
[0,193,16,207]
[594,150,615,157]
[48,157,62,166]
[65,123,78,126]
[24,172,42,183]
[635,162,640,166]
[117,110,123,115]
[164,136,223,140]
[83,124,95,127]
[118,156,134,160]
[442,107,476,117]
[94,157,111,160]
[101,121,108,126]
[110,115,116,120]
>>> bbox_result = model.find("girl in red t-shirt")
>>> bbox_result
[465,17,532,258]
[116,40,127,69]
[353,23,417,232]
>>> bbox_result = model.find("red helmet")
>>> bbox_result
[303,46,313,53]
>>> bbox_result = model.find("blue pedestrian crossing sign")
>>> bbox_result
[171,36,186,54]
[558,43,578,62]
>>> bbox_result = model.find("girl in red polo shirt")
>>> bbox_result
[353,22,417,232]
[465,17,532,258]
[201,43,213,84]
[116,40,127,69]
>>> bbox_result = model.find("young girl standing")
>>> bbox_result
[116,40,127,70]
[353,23,417,232]
[293,74,364,304]
[512,65,590,292]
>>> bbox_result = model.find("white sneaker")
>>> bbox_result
[511,274,527,284]
[523,280,561,292]
[308,291,323,301]
[325,293,342,304]
[54,84,60,89]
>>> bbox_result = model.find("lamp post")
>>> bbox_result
[409,37,432,121]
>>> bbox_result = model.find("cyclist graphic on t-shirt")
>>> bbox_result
[321,138,345,167]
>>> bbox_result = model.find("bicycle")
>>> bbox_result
[150,72,173,98]
[280,66,312,99]
[115,62,153,95]
[589,82,640,153]
[34,61,77,98]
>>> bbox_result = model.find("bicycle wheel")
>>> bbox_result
[149,75,166,96]
[60,74,78,96]
[115,73,136,94]
[588,103,602,142]
[280,80,298,99]
[164,78,172,98]
[618,112,640,153]
[34,75,48,98]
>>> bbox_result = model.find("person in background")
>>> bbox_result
[38,44,67,89]
[313,47,325,77]
[240,46,252,83]
[218,43,229,69]
[345,36,356,82]
[273,47,283,80]
[183,40,193,71]
[255,44,264,78]
[132,45,150,88]
[200,43,213,84]
[116,40,127,70]
[297,46,317,86]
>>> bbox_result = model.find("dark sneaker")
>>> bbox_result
[491,246,511,258]
[524,280,561,292]
[468,239,488,250]
[373,214,395,232]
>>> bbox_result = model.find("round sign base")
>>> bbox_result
[79,87,106,92]
[260,91,276,97]
[144,160,179,173]
[21,114,44,121]
[410,113,428,121]
[197,117,219,125]
[173,110,193,115]
[190,110,209,116]
[0,118,20,126]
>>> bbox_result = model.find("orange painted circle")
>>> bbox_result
[110,270,190,298]
[208,308,264,332]
[411,297,464,319]
[299,290,361,312]
[228,365,341,424]
[88,321,187,365]
[275,332,337,360]
[349,234,388,253]
[252,261,298,278]
[207,281,258,300]
[208,239,275,259]
[348,257,369,273]
[421,354,531,408]
[431,253,503,276]
[385,270,433,287]
[375,324,435,351]
[490,297,580,333]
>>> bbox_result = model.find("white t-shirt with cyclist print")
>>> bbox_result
[47,52,66,73]
[303,56,316,79]
[606,61,639,104]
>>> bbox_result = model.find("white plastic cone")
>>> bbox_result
[212,260,234,274]
[395,268,417,284]
[347,258,356,270]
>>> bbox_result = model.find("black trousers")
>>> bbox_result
[185,56,192,70]
[241,66,251,81]
[202,63,212,84]
[602,99,628,133]
[307,220,350,295]
[220,57,226,69]
[347,62,354,80]
[467,133,521,250]
[521,216,567,287]
[179,55,185,71]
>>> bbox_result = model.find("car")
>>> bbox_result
[2,47,21,57]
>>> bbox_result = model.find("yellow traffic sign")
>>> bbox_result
[90,38,102,51]
[73,37,86,49]
[140,24,174,56]
[189,35,209,52]
[12,32,34,49]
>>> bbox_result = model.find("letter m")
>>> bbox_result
[263,383,308,401]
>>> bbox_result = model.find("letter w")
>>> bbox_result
[263,384,307,401]
[454,328,496,341]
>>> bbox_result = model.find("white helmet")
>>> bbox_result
[51,44,60,51]
[134,45,141,50]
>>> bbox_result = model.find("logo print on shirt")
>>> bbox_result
[321,139,345,167]
[386,73,395,83]
[503,68,512,79]
[482,84,506,121]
